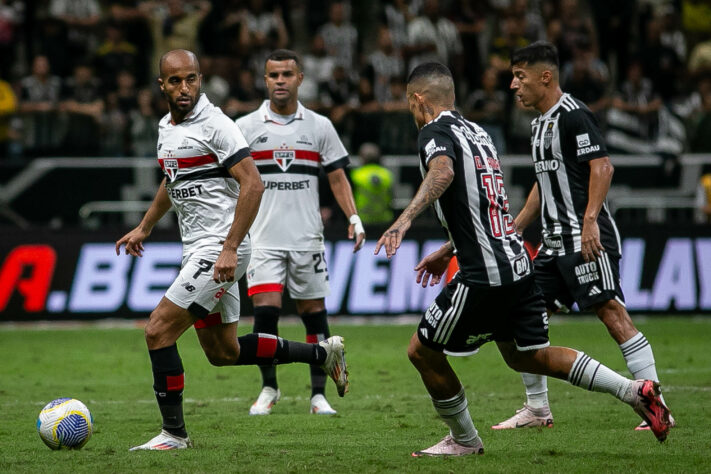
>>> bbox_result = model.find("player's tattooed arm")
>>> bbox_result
[375,155,454,258]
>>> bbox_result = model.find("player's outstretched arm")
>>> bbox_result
[415,241,454,287]
[327,168,365,252]
[375,155,454,259]
[213,157,264,283]
[514,182,541,234]
[115,178,172,257]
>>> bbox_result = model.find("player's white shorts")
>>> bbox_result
[166,240,250,324]
[246,248,330,300]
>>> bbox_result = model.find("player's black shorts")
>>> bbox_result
[534,249,626,312]
[417,274,550,354]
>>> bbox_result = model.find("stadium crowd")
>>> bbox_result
[0,0,710,162]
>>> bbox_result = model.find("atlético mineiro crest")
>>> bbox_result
[164,158,179,182]
[273,150,295,171]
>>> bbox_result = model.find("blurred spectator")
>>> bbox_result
[405,0,461,73]
[199,56,230,108]
[224,68,263,118]
[321,65,358,126]
[688,75,711,152]
[591,0,634,85]
[300,35,336,106]
[139,0,211,77]
[364,26,405,103]
[48,0,102,73]
[452,0,487,94]
[508,0,545,43]
[0,0,23,79]
[100,92,128,157]
[115,70,138,114]
[488,14,529,88]
[350,142,394,225]
[688,37,711,78]
[696,173,711,223]
[507,96,538,154]
[560,38,609,115]
[106,1,152,83]
[0,75,17,157]
[93,20,139,91]
[318,1,358,71]
[463,67,508,154]
[546,0,596,68]
[640,17,683,101]
[19,55,62,157]
[659,6,686,64]
[59,63,104,156]
[382,0,417,53]
[240,0,289,53]
[199,0,246,56]
[129,88,159,157]
[606,59,662,154]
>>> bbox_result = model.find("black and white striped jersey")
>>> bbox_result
[417,110,531,286]
[529,93,622,257]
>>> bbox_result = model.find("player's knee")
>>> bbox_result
[205,349,237,366]
[407,337,428,370]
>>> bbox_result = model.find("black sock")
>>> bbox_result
[253,306,280,389]
[236,333,327,365]
[301,310,330,397]
[149,344,187,438]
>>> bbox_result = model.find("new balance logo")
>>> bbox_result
[588,286,602,296]
[257,136,268,143]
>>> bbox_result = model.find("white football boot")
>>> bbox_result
[319,336,349,397]
[249,386,281,415]
[310,394,337,415]
[412,435,484,457]
[129,429,192,451]
[491,404,554,430]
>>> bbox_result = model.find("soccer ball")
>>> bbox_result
[37,398,93,450]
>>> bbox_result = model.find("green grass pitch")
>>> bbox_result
[0,316,709,473]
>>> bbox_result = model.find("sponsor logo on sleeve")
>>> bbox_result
[424,138,447,160]
[576,132,600,156]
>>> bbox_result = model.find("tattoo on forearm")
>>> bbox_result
[401,157,453,221]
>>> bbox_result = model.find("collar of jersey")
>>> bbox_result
[537,92,569,121]
[423,109,456,128]
[260,100,305,125]
[164,93,211,126]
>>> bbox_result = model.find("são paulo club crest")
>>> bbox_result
[161,151,179,182]
[273,150,295,171]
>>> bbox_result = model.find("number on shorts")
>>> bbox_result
[312,252,326,274]
[192,259,214,279]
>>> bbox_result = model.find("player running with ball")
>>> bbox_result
[116,49,348,451]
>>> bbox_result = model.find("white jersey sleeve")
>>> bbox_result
[204,113,252,169]
[316,114,348,170]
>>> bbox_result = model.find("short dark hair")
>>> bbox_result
[265,49,303,71]
[510,41,559,68]
[407,62,453,84]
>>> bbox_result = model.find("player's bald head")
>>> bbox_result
[159,49,200,77]
[406,62,455,108]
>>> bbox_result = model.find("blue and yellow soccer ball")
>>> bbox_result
[37,398,93,450]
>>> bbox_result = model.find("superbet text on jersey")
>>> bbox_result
[157,94,251,256]
[236,100,349,251]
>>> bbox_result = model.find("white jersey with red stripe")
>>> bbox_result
[158,93,252,255]
[236,100,349,251]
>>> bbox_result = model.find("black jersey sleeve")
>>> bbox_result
[562,108,608,163]
[418,123,457,167]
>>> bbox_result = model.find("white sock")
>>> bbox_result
[522,372,549,409]
[568,351,635,403]
[620,332,667,405]
[432,388,479,446]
